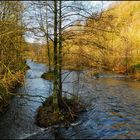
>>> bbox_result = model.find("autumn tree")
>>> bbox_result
[0,1,27,110]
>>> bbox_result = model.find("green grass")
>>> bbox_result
[134,64,140,70]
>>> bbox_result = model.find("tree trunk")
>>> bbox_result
[58,0,62,107]
[53,0,58,110]
[46,3,51,71]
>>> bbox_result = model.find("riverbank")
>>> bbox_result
[0,62,29,114]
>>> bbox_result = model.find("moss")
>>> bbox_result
[41,71,54,81]
[36,96,85,128]
[133,64,140,70]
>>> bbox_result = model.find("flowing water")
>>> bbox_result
[0,60,140,139]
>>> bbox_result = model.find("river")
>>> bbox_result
[0,59,140,139]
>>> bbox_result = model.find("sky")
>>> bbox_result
[24,1,116,44]
[90,1,114,8]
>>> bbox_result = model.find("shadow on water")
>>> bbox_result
[0,59,140,139]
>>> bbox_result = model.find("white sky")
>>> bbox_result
[90,1,117,9]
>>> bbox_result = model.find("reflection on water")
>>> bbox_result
[0,59,140,139]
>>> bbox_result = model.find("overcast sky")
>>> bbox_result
[90,1,113,7]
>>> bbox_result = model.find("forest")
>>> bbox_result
[0,1,140,139]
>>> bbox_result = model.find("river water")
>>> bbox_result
[0,60,140,139]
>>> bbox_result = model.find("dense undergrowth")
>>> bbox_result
[0,62,28,114]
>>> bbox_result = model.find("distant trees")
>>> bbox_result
[77,1,140,74]
[107,2,140,73]
[27,1,53,71]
